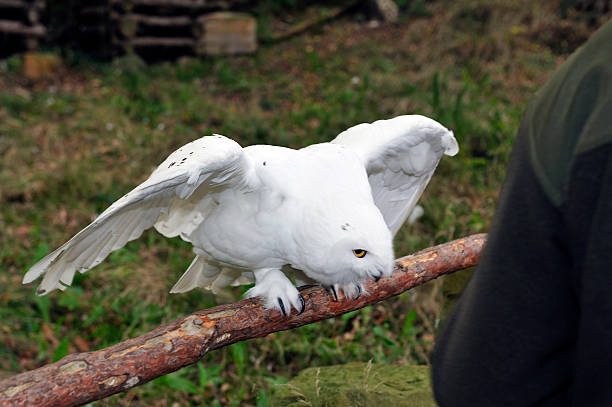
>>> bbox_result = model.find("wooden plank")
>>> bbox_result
[122,13,192,26]
[115,14,193,39]
[197,12,256,55]
[0,20,45,36]
[129,36,196,47]
[0,0,43,23]
[110,0,207,8]
[0,0,29,8]
[0,0,45,9]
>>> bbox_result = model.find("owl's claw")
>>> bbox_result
[246,268,303,316]
[298,294,305,314]
[326,285,339,301]
[325,282,365,301]
[277,297,287,317]
[370,264,388,282]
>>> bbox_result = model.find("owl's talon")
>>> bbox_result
[355,284,362,299]
[277,297,286,317]
[247,268,303,315]
[298,294,305,314]
[327,285,339,301]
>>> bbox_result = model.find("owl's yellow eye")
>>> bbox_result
[352,249,367,258]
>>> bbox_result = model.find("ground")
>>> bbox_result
[0,0,608,405]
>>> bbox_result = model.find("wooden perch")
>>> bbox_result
[0,234,486,407]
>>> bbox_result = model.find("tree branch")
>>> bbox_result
[0,234,486,407]
[266,2,360,43]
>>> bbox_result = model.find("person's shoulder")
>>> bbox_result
[571,20,612,155]
[523,19,612,207]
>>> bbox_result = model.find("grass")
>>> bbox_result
[0,0,606,405]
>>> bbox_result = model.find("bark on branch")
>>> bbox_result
[0,234,486,407]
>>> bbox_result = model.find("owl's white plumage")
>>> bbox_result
[23,115,457,315]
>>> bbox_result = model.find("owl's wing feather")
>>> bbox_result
[332,115,458,236]
[23,135,256,295]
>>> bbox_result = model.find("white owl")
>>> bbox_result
[23,115,458,316]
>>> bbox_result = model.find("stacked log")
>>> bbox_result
[0,0,46,56]
[571,0,611,13]
[571,0,611,18]
[197,12,256,55]
[109,0,256,60]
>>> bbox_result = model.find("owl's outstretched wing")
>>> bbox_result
[23,135,256,295]
[331,115,458,236]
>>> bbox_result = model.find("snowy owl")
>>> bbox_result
[23,115,458,316]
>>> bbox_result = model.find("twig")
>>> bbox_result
[267,2,360,43]
[0,234,486,407]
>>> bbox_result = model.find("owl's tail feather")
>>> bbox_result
[170,256,220,293]
[170,256,254,294]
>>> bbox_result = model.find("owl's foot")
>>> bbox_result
[325,282,365,301]
[246,268,305,316]
[369,264,388,282]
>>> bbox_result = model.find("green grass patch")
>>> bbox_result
[0,0,587,404]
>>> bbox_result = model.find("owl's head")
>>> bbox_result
[296,203,394,287]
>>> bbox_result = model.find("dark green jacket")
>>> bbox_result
[433,19,612,406]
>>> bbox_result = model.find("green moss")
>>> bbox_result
[271,362,436,407]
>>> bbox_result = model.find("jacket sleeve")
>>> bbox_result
[566,142,612,405]
[432,19,612,406]
[432,126,577,406]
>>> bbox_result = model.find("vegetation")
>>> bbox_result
[0,0,606,405]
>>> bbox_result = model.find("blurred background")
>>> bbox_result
[0,0,610,405]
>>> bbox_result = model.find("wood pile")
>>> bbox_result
[572,0,611,13]
[571,0,611,18]
[108,0,256,60]
[0,0,257,60]
[0,0,46,56]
